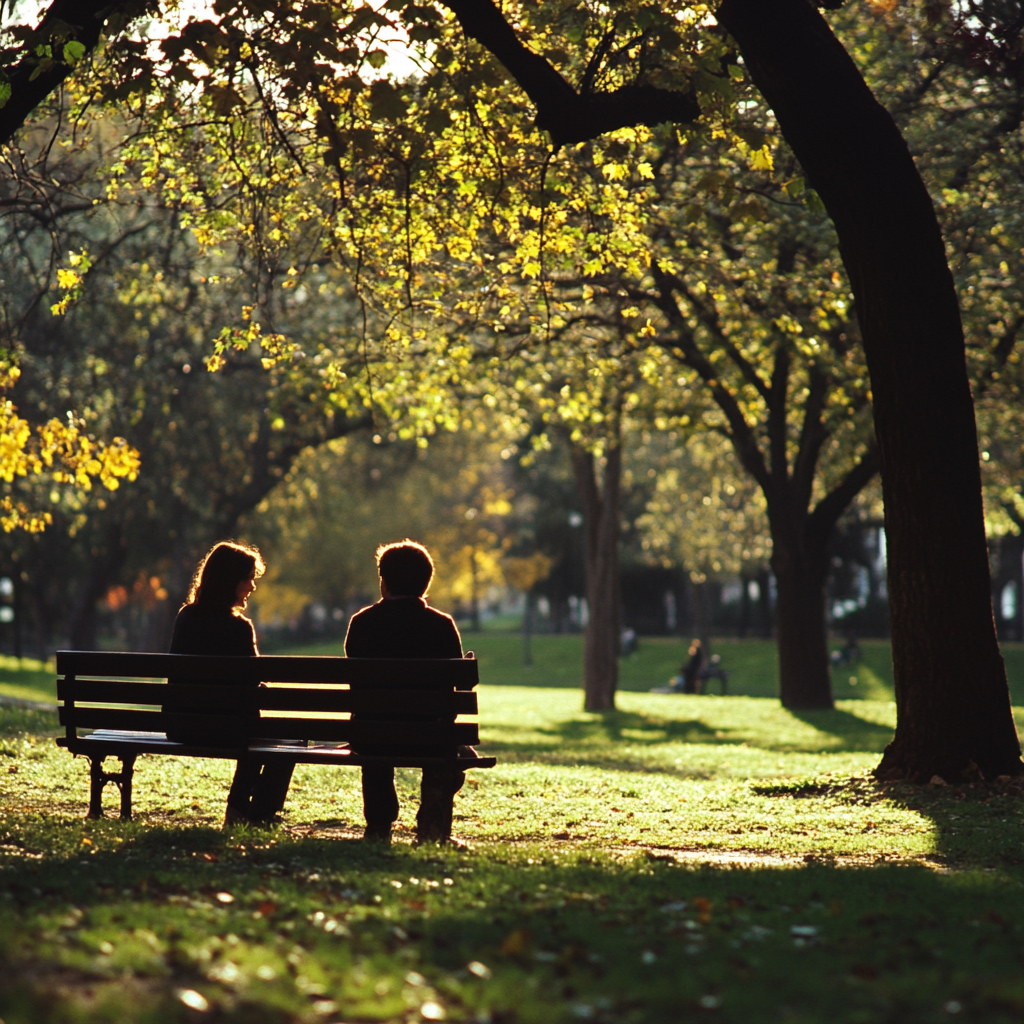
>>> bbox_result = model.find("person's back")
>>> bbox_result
[344,539,468,844]
[345,596,462,661]
[165,541,293,826]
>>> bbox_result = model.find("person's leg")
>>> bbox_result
[249,761,296,823]
[361,765,399,840]
[417,767,465,842]
[225,758,261,823]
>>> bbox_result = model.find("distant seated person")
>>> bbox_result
[676,638,707,693]
[830,630,862,667]
[167,541,294,827]
[344,539,475,845]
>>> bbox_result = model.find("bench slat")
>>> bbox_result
[55,734,497,769]
[57,679,477,716]
[59,706,479,745]
[56,651,479,688]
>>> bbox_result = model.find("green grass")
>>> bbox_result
[3,646,1024,1022]
[0,654,57,703]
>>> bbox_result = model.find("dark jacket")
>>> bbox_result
[344,596,463,660]
[165,603,259,742]
[344,596,463,753]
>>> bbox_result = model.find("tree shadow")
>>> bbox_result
[787,708,895,752]
[483,709,721,752]
[3,820,1024,1024]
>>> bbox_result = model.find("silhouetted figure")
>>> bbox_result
[679,639,708,693]
[830,629,862,667]
[345,539,473,844]
[167,541,294,826]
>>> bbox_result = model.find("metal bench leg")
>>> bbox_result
[118,755,137,821]
[86,754,137,820]
[88,757,107,819]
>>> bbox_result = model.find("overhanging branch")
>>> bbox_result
[0,1,146,148]
[438,0,701,147]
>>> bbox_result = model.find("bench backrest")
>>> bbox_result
[57,651,479,750]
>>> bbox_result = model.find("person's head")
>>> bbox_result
[376,540,434,598]
[689,639,702,657]
[186,541,265,612]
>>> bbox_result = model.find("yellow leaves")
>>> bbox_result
[503,552,553,592]
[34,419,140,492]
[0,377,139,533]
[639,320,658,338]
[50,248,92,316]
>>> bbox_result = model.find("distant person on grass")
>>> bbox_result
[344,539,475,845]
[167,541,294,827]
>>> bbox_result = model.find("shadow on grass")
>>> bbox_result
[788,708,895,753]
[3,815,1024,1024]
[482,706,896,772]
[481,709,723,771]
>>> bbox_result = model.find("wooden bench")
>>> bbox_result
[55,651,495,830]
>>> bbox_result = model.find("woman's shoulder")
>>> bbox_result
[230,610,256,633]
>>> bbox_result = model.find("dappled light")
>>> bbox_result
[2,0,1024,1019]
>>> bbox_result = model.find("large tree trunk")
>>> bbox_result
[571,444,622,712]
[719,0,1022,780]
[771,533,832,709]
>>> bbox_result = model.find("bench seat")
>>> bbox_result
[57,729,497,769]
[55,650,496,823]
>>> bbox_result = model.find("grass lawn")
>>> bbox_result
[2,644,1024,1022]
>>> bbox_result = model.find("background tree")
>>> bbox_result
[1,0,1021,774]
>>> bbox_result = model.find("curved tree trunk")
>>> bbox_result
[571,444,622,712]
[720,0,1021,779]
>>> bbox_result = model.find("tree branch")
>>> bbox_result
[0,1,143,148]
[438,0,701,147]
[649,263,772,492]
[806,447,879,547]
[792,364,830,511]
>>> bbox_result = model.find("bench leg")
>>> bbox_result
[87,757,106,819]
[118,755,136,821]
[86,754,137,820]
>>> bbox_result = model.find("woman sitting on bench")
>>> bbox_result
[168,541,294,826]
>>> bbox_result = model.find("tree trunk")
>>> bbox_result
[772,534,832,709]
[523,591,534,667]
[67,525,126,650]
[757,569,773,639]
[719,0,1022,779]
[690,576,710,656]
[738,573,751,639]
[571,444,622,712]
[469,550,481,631]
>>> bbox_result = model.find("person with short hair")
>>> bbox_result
[167,541,294,826]
[344,539,472,843]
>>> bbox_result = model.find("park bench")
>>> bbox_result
[54,651,495,833]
